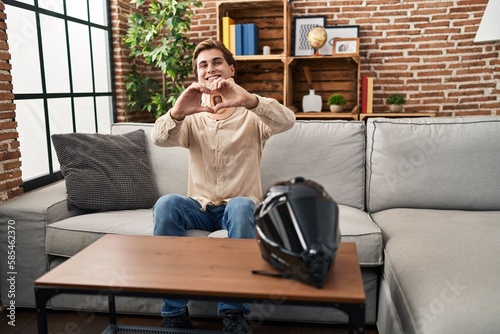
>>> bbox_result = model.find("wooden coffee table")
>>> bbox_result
[35,235,365,333]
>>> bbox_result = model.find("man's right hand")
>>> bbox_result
[170,83,215,121]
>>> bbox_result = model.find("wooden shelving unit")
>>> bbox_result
[217,0,288,105]
[359,112,436,120]
[295,112,435,121]
[217,0,289,56]
[216,0,359,119]
[289,56,360,115]
[217,0,430,121]
[295,112,358,120]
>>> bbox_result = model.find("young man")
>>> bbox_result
[151,39,295,333]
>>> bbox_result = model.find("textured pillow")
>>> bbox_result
[52,130,159,211]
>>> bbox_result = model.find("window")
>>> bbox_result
[5,0,115,191]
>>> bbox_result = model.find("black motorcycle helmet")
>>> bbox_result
[254,177,340,288]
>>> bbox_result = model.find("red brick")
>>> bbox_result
[0,121,17,130]
[0,111,16,119]
[0,103,15,111]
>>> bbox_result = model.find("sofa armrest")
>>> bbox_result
[0,180,87,307]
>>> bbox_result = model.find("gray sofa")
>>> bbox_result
[1,116,499,333]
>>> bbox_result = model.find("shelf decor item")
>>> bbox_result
[307,26,327,56]
[361,76,374,114]
[293,16,325,56]
[328,94,347,112]
[386,93,406,112]
[318,25,360,56]
[302,66,322,112]
[303,90,322,112]
[332,38,360,57]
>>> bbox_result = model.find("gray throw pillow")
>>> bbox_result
[52,130,159,211]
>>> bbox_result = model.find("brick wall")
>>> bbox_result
[115,0,498,117]
[345,0,499,115]
[111,0,156,123]
[0,2,22,202]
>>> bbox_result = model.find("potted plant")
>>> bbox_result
[327,93,347,112]
[124,0,202,118]
[386,93,406,112]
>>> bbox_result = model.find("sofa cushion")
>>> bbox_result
[111,123,189,197]
[261,120,366,210]
[372,208,500,334]
[45,204,382,267]
[52,130,159,211]
[44,209,215,257]
[111,121,367,209]
[45,209,153,257]
[366,116,500,212]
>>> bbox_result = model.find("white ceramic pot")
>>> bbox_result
[389,104,403,112]
[330,105,344,112]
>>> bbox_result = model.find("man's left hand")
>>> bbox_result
[208,78,259,113]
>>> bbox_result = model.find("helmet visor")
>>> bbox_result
[256,195,307,254]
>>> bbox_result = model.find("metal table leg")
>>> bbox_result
[35,287,58,334]
[108,292,117,325]
[336,302,365,334]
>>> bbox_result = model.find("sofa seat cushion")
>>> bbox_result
[45,209,217,257]
[338,205,382,266]
[46,205,382,268]
[46,209,154,257]
[372,208,500,334]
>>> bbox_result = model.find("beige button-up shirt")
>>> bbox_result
[151,95,295,210]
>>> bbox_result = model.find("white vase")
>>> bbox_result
[302,89,322,112]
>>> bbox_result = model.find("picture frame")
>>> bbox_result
[293,16,326,56]
[332,37,360,56]
[318,25,360,56]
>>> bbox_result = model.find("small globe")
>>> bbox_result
[307,26,327,50]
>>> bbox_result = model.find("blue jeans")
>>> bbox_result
[153,194,256,317]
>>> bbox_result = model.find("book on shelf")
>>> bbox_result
[361,76,367,113]
[235,24,243,55]
[224,19,259,56]
[242,23,259,55]
[361,76,374,114]
[367,77,374,114]
[222,16,235,50]
[229,24,236,54]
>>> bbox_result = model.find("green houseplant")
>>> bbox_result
[386,93,406,112]
[124,0,202,118]
[327,93,347,112]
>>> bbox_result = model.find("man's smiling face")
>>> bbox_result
[196,48,235,87]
